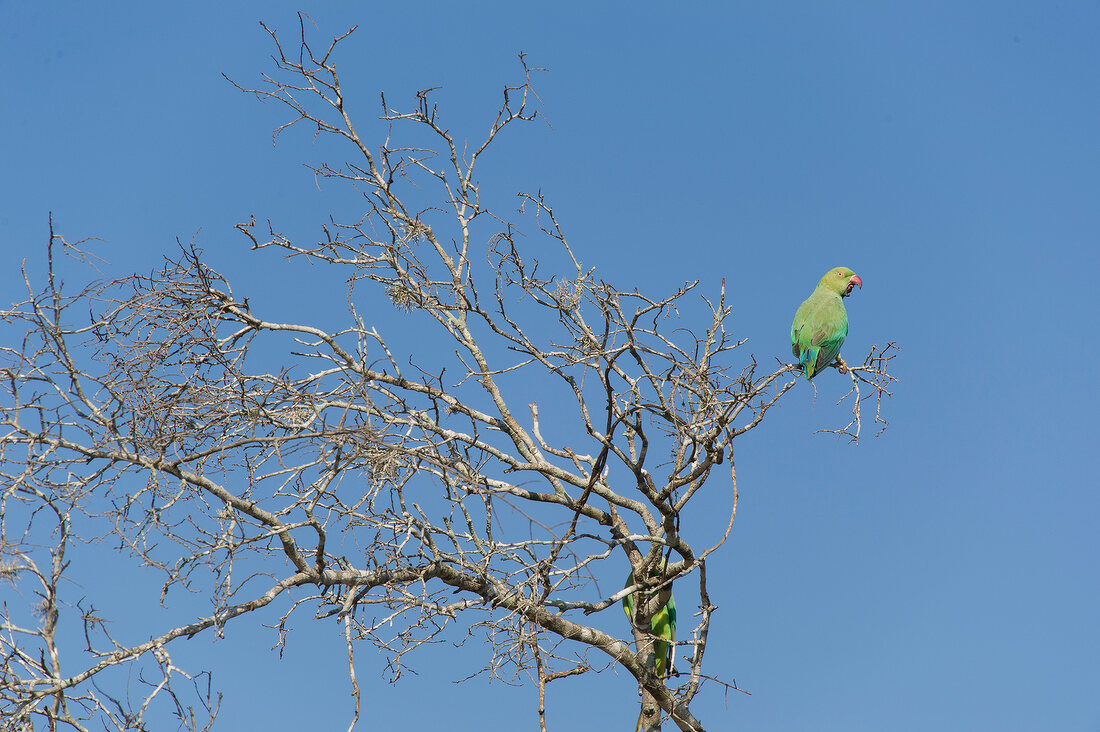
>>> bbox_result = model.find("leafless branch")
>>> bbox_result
[1,19,895,732]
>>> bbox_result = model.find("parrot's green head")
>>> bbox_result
[818,266,862,297]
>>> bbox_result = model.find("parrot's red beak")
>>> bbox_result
[845,275,862,296]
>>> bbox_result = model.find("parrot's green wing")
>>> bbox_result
[623,570,676,678]
[791,290,849,380]
[650,593,676,676]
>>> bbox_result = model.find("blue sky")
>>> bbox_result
[2,3,1098,731]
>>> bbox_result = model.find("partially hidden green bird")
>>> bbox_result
[790,266,863,380]
[623,568,677,678]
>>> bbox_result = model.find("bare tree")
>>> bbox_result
[0,19,897,732]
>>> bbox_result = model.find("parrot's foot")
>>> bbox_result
[835,356,849,374]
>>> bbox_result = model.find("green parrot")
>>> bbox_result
[623,569,676,678]
[790,266,862,380]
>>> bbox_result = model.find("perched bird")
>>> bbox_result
[790,266,862,380]
[623,569,677,678]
